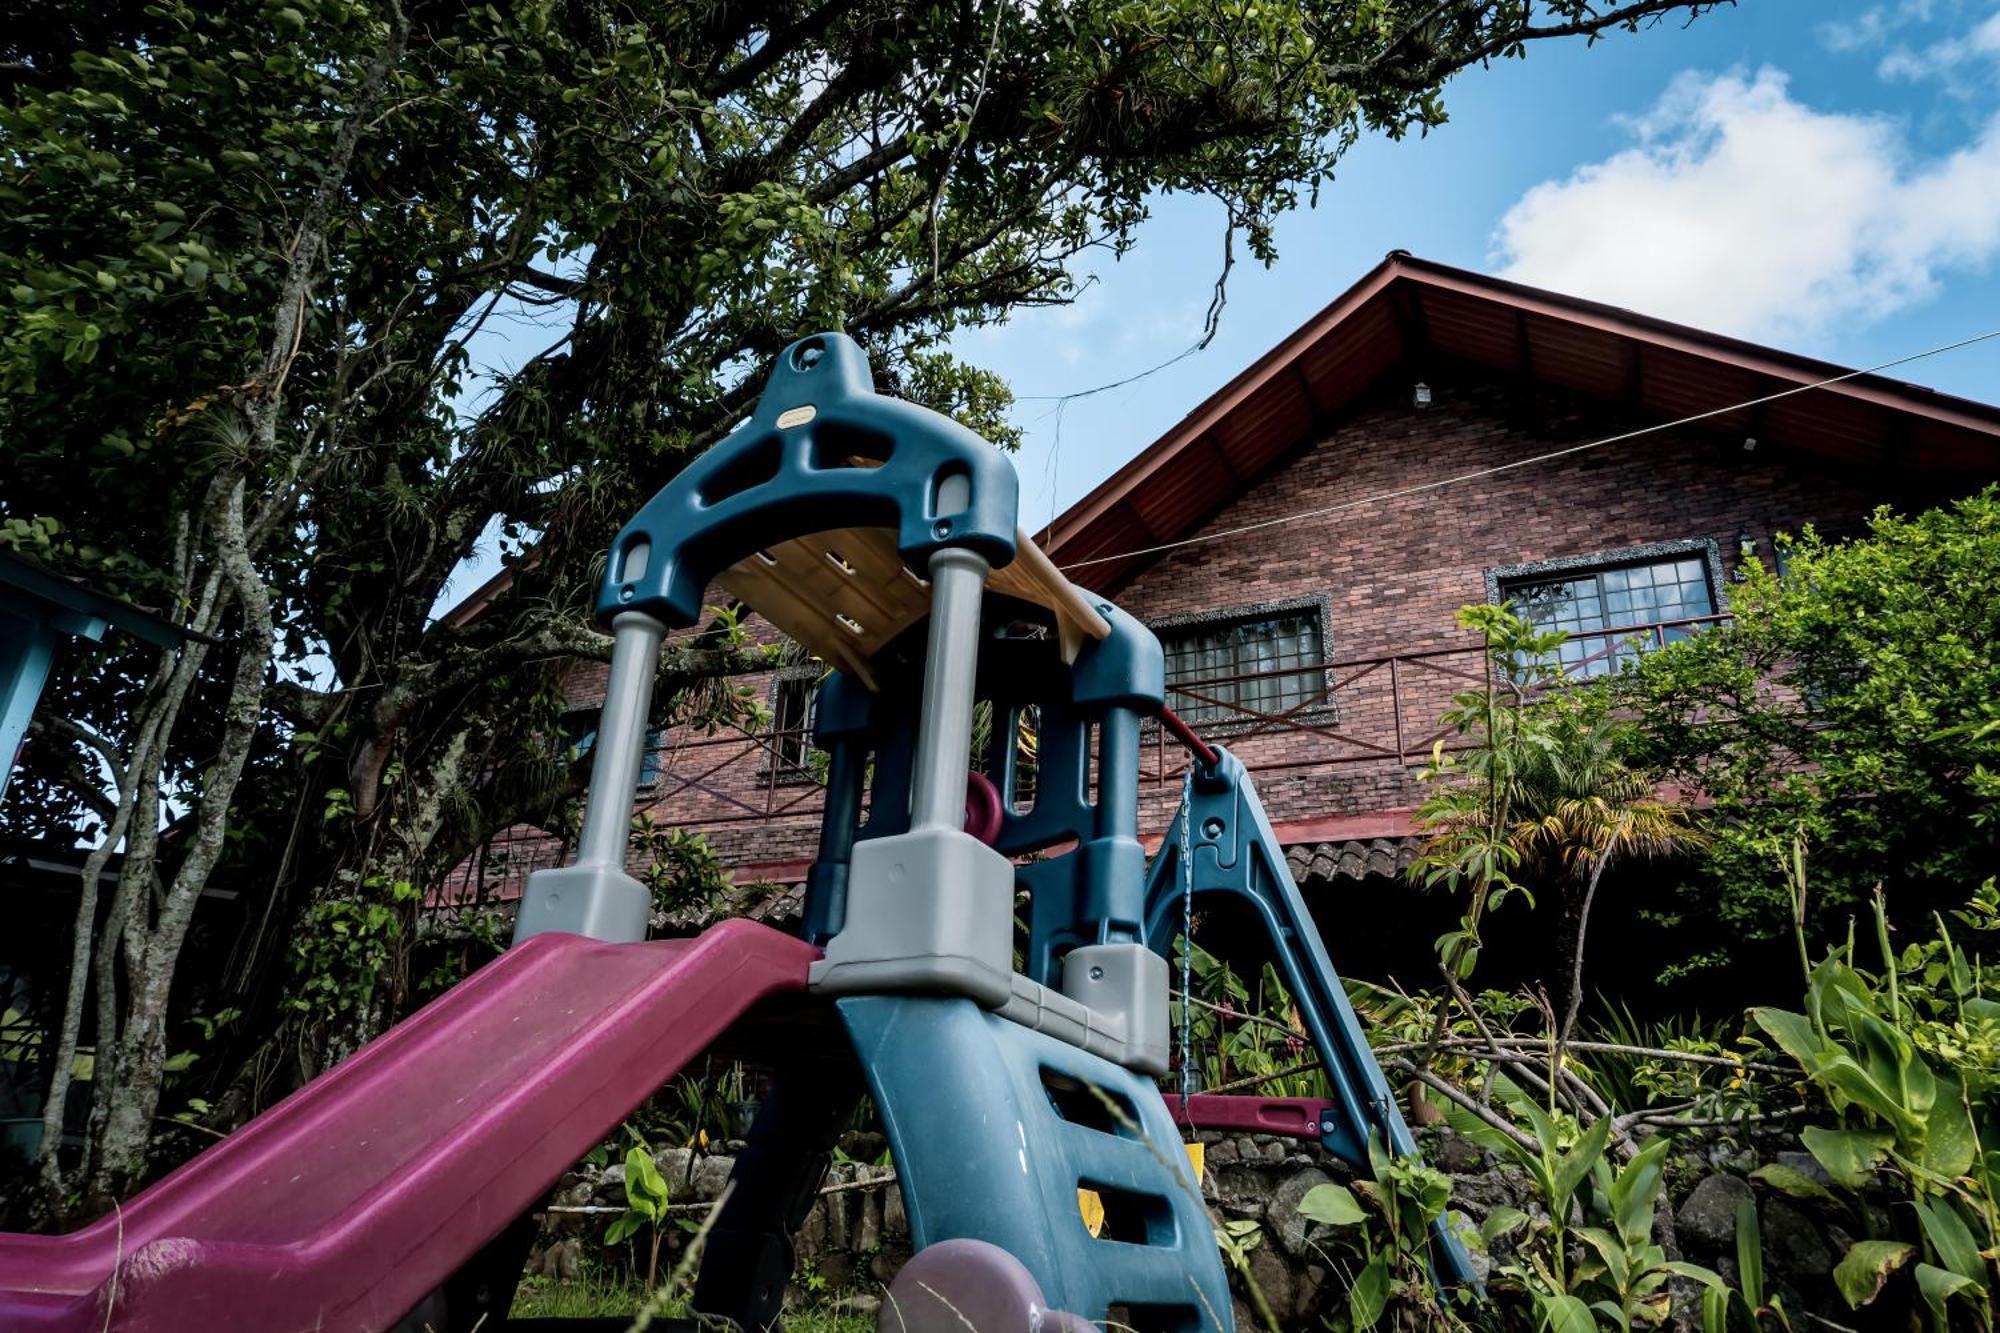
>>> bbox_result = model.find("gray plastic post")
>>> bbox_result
[512,610,664,943]
[576,611,666,865]
[908,548,989,831]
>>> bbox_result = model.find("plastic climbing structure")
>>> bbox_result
[0,332,1468,1332]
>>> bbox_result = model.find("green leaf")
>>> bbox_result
[1612,1138,1670,1248]
[1831,1239,1915,1309]
[1348,1251,1391,1330]
[1915,1262,1980,1328]
[1911,1196,1988,1289]
[1734,1198,1765,1310]
[1480,1205,1529,1244]
[1297,1182,1366,1227]
[624,1146,670,1210]
[1800,1125,1892,1189]
[604,1213,642,1245]
[1554,1114,1612,1216]
[1577,1226,1631,1292]
[1537,1292,1597,1333]
[1917,1073,1978,1182]
[1749,1162,1835,1204]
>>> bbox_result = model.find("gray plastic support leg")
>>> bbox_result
[908,547,988,831]
[512,611,663,944]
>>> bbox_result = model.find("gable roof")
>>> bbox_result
[1044,252,2000,591]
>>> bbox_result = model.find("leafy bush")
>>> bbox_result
[1617,491,2000,958]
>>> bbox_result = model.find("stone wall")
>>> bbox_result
[529,1123,1892,1328]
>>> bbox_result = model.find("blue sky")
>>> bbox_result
[958,0,2000,534]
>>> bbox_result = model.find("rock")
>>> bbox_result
[1759,1198,1832,1285]
[826,1191,850,1249]
[1448,1212,1493,1285]
[1207,1138,1240,1164]
[524,1237,584,1281]
[1268,1167,1335,1258]
[1431,1128,1484,1175]
[836,1293,882,1317]
[1774,1151,1833,1188]
[1245,1243,1299,1323]
[796,1200,827,1260]
[1677,1174,1754,1253]
[656,1147,694,1188]
[691,1151,734,1199]
[883,1179,907,1237]
[857,1182,883,1252]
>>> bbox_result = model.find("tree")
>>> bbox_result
[1409,605,1701,1040]
[0,0,1729,1214]
[1507,702,1704,1048]
[1615,491,2000,966]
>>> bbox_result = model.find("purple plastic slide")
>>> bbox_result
[0,918,816,1332]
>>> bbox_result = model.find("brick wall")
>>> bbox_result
[1102,363,1936,828]
[440,359,1951,904]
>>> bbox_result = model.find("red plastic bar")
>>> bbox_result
[1171,1094,1333,1141]
[1158,704,1220,769]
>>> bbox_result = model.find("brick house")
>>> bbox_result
[440,253,2000,982]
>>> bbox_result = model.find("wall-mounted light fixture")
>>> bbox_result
[1413,382,1432,409]
[1742,435,1759,453]
[1736,528,1756,561]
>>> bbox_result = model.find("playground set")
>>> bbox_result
[0,333,1467,1331]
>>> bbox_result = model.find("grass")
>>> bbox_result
[511,1273,653,1318]
[510,1275,873,1332]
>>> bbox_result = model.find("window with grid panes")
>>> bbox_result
[562,711,664,789]
[770,675,819,777]
[1159,610,1327,727]
[1501,554,1716,678]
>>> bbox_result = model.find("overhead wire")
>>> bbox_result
[1056,327,2000,572]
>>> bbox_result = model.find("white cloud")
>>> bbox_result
[1490,67,2000,341]
[1878,8,2000,89]
[1819,1,1940,53]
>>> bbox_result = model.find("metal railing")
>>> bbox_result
[1144,612,1728,787]
[437,612,1728,902]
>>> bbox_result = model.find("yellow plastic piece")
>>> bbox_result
[1077,1141,1205,1237]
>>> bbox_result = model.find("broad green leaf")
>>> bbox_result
[1297,1182,1366,1227]
[1749,1162,1835,1204]
[1914,1262,1979,1328]
[604,1213,642,1245]
[1480,1206,1529,1244]
[1613,1138,1670,1248]
[1537,1292,1596,1333]
[1577,1226,1631,1291]
[1831,1239,1914,1309]
[1660,1260,1726,1289]
[1917,1073,1978,1182]
[1751,1007,1826,1071]
[1554,1115,1612,1217]
[1911,1196,1988,1289]
[1589,1298,1631,1333]
[1349,1251,1391,1330]
[1800,1125,1892,1188]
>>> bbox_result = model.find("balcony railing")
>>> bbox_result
[1146,612,1729,786]
[438,612,1730,903]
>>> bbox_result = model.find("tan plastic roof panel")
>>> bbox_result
[715,527,1110,689]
